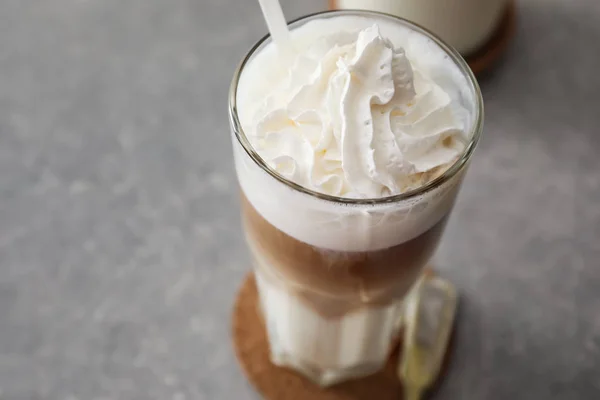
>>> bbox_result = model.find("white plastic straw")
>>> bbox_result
[257,0,293,58]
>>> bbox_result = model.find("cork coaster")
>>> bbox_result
[231,269,455,400]
[328,0,517,75]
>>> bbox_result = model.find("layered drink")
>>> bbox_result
[229,11,482,386]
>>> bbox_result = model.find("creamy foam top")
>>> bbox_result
[234,15,477,251]
[238,18,469,199]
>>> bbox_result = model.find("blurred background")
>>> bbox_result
[1,0,599,399]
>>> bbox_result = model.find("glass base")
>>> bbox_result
[269,350,387,387]
[252,269,429,387]
[257,283,398,387]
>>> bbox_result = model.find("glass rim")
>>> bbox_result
[228,9,484,205]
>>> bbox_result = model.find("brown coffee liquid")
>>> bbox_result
[241,192,450,318]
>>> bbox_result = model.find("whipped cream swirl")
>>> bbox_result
[248,25,467,198]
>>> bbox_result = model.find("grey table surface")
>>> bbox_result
[1,0,600,399]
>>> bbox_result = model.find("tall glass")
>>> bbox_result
[228,10,483,387]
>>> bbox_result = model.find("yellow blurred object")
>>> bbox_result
[399,275,458,399]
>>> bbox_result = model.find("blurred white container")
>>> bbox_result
[333,0,508,55]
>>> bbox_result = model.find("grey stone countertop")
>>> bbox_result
[1,0,600,399]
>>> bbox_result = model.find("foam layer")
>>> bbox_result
[233,14,476,251]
